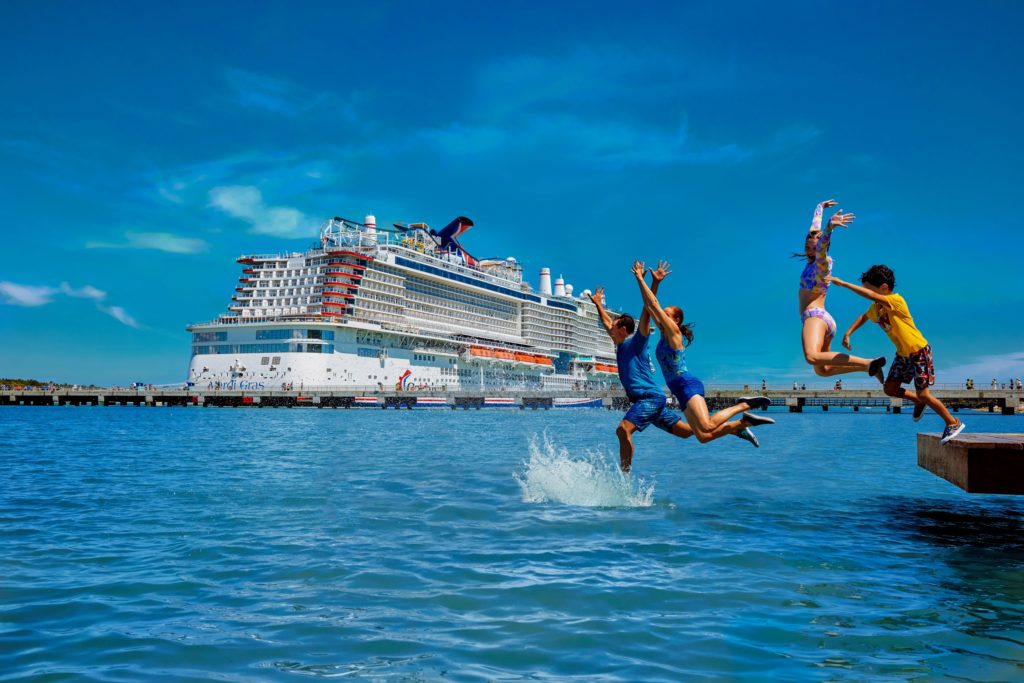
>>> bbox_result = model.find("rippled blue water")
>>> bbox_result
[2,406,1023,681]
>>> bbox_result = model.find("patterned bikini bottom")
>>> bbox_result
[801,307,836,340]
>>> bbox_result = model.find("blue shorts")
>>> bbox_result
[667,372,705,409]
[624,395,682,433]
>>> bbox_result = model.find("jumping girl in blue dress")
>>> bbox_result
[631,260,774,445]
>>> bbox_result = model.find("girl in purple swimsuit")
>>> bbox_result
[798,199,885,381]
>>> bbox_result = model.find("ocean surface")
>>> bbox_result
[2,406,1023,682]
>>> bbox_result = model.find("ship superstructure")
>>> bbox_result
[187,215,621,391]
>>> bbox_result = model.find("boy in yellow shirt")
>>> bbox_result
[828,265,966,444]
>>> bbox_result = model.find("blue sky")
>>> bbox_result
[1,1,1022,385]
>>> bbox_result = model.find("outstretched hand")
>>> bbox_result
[841,334,852,351]
[631,260,646,279]
[828,210,855,228]
[588,286,604,304]
[825,275,847,288]
[821,199,838,209]
[648,260,672,283]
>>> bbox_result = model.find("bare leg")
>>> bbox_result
[616,419,638,472]
[704,399,756,428]
[802,317,875,374]
[884,381,923,406]
[683,396,747,444]
[668,420,695,439]
[884,383,956,426]
[671,417,743,441]
[916,387,957,426]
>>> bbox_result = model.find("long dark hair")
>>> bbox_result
[666,306,694,346]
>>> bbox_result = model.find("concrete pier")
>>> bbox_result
[3,387,1022,413]
[917,433,1024,494]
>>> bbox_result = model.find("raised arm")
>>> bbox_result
[815,205,854,278]
[826,276,889,304]
[808,199,836,234]
[638,260,670,337]
[631,260,681,347]
[841,312,870,351]
[587,286,615,338]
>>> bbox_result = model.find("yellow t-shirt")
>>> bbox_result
[865,293,928,357]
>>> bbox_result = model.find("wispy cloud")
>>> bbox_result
[103,305,138,328]
[476,46,741,118]
[938,351,1024,382]
[0,281,140,328]
[157,181,187,204]
[0,282,59,307]
[402,47,757,168]
[417,115,751,166]
[208,185,319,238]
[222,67,308,115]
[140,151,339,210]
[219,67,357,121]
[86,231,208,254]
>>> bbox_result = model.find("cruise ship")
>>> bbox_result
[187,215,621,392]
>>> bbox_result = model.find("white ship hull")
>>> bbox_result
[187,319,616,392]
[187,214,621,392]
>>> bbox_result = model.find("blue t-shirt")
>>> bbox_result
[655,337,688,383]
[616,333,661,400]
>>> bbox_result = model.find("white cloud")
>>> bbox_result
[939,351,1024,383]
[87,231,208,254]
[103,305,139,328]
[208,185,318,238]
[0,282,59,306]
[0,280,140,328]
[60,283,106,300]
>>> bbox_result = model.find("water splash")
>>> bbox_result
[514,432,655,507]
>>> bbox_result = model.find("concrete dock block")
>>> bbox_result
[917,433,1024,494]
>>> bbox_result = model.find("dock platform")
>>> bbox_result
[2,387,1022,412]
[917,433,1024,494]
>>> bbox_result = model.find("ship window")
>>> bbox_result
[261,356,270,365]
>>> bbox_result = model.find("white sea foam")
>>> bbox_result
[514,432,655,508]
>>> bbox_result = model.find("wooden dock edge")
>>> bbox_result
[917,433,1024,494]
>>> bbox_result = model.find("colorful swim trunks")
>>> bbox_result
[887,345,935,391]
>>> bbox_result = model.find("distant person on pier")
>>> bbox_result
[589,262,763,472]
[630,260,773,453]
[828,265,965,444]
[796,199,887,382]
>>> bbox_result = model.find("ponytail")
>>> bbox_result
[680,322,694,346]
